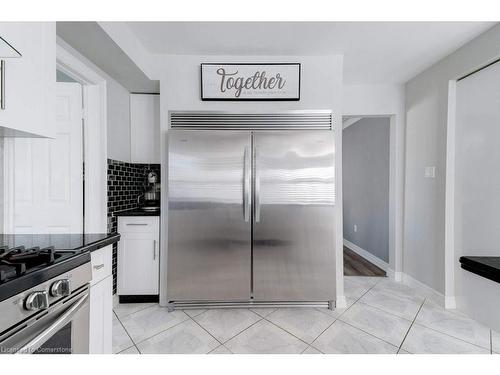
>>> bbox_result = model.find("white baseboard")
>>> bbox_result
[445,296,457,309]
[393,271,403,282]
[400,273,445,307]
[343,239,390,273]
[335,295,347,309]
[342,239,450,308]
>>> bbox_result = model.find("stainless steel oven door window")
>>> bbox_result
[0,287,90,354]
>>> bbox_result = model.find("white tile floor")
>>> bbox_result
[112,276,498,354]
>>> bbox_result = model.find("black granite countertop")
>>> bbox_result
[0,233,120,253]
[459,256,500,284]
[114,208,160,217]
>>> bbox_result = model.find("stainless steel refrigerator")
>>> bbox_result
[167,127,336,308]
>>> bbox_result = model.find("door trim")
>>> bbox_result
[55,37,108,233]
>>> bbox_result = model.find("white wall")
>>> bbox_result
[343,84,405,116]
[454,61,500,331]
[152,54,344,305]
[106,79,130,162]
[404,23,500,295]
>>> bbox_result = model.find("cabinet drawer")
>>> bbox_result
[118,216,159,234]
[91,245,112,285]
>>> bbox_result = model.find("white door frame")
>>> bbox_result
[2,38,107,233]
[444,80,458,309]
[444,55,500,310]
[340,114,404,281]
[55,37,108,233]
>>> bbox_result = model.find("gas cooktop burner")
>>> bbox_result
[0,245,64,284]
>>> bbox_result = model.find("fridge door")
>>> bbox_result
[167,130,252,301]
[253,131,336,301]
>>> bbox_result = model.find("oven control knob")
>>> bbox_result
[50,279,71,297]
[24,291,49,311]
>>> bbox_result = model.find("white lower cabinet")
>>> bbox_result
[89,275,112,353]
[89,245,113,354]
[117,217,160,296]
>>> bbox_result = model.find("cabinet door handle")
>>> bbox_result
[126,223,148,226]
[153,240,157,260]
[93,264,104,270]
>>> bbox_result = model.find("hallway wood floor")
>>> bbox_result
[343,246,386,277]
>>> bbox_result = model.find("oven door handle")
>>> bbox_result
[16,292,89,354]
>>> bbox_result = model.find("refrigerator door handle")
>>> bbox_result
[244,146,251,222]
[255,147,261,223]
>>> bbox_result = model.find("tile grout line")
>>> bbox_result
[218,314,265,346]
[411,321,492,352]
[113,303,156,320]
[408,305,492,351]
[207,343,233,354]
[250,308,277,318]
[301,345,324,354]
[113,310,141,354]
[353,296,419,323]
[130,311,192,347]
[315,276,379,321]
[310,275,387,351]
[355,298,420,322]
[189,309,266,351]
[262,315,320,350]
[397,297,426,353]
[335,318,400,350]
[360,288,492,351]
[329,277,411,352]
[188,313,227,348]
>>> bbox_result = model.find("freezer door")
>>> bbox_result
[253,131,336,301]
[167,130,252,301]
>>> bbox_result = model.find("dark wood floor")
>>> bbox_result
[343,246,386,277]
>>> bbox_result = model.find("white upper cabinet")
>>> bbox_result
[130,93,160,163]
[0,22,56,138]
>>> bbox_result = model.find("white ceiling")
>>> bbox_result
[126,21,495,83]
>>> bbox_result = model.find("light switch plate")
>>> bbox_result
[424,166,436,178]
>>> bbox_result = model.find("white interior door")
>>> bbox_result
[12,82,83,233]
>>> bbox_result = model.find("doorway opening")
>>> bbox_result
[342,116,390,277]
[56,37,108,234]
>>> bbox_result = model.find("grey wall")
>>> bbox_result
[343,117,390,262]
[404,23,500,294]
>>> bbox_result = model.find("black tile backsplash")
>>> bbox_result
[107,159,160,293]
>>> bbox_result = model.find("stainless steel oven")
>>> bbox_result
[0,262,91,354]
